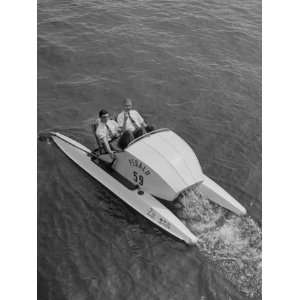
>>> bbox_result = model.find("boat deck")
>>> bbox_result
[90,156,138,191]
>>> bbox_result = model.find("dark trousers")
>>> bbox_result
[113,125,156,151]
[133,125,155,138]
[117,131,135,150]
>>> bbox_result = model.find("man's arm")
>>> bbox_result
[101,136,115,159]
[135,110,147,127]
[96,124,115,159]
[102,137,113,154]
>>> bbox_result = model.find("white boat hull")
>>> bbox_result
[51,132,198,245]
[198,175,246,215]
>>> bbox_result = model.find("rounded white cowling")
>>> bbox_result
[113,129,204,201]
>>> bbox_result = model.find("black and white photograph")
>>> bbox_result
[6,0,300,298]
[3,1,300,300]
[36,0,262,299]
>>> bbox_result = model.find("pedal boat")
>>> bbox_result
[50,128,246,245]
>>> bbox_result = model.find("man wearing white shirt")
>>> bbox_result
[94,109,135,157]
[95,109,121,159]
[117,98,153,139]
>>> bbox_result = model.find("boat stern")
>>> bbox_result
[198,175,247,215]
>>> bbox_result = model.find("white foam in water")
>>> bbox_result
[177,185,261,297]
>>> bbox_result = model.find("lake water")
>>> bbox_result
[38,0,261,299]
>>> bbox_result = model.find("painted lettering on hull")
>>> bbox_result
[128,159,151,176]
[146,208,171,229]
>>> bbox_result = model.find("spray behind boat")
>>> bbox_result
[176,186,261,297]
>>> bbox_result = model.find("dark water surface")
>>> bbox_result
[38,0,261,299]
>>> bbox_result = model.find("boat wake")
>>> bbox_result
[176,185,261,298]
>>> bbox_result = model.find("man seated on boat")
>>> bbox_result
[117,98,154,143]
[94,109,134,158]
